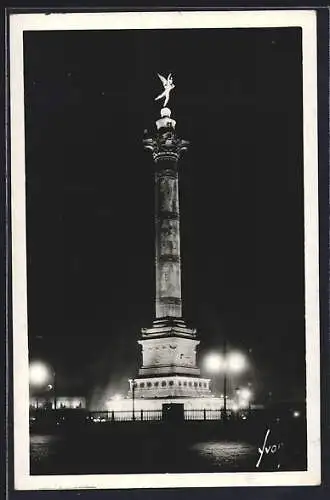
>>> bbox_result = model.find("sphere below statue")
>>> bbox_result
[156,107,176,130]
[161,107,172,118]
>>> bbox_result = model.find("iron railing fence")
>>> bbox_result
[30,408,257,423]
[184,409,223,420]
[89,410,163,422]
[87,409,235,422]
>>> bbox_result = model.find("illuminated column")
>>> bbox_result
[143,108,189,318]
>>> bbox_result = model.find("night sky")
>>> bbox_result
[24,27,305,406]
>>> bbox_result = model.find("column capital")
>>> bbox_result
[143,130,189,163]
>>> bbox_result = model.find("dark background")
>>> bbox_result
[24,27,305,407]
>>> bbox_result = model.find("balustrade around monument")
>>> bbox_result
[87,409,231,422]
[30,408,268,434]
[89,410,162,422]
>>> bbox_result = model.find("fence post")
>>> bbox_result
[112,410,114,421]
[203,408,206,420]
[141,409,143,421]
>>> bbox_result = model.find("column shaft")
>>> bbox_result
[155,159,182,318]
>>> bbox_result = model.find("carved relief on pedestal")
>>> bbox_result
[139,337,199,372]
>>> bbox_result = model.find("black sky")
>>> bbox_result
[24,27,305,404]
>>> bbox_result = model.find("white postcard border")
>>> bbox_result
[9,10,320,490]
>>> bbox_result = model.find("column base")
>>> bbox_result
[141,317,197,339]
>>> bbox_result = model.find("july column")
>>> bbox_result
[143,107,189,319]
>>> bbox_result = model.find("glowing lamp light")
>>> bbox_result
[204,353,225,373]
[240,388,252,401]
[227,352,246,373]
[293,410,300,418]
[29,361,50,388]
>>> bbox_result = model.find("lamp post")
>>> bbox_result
[47,381,57,410]
[53,368,57,410]
[223,339,228,418]
[129,379,136,421]
[204,346,247,420]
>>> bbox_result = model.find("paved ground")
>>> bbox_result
[30,433,257,474]
[30,419,307,475]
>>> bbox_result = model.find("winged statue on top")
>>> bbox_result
[155,73,175,108]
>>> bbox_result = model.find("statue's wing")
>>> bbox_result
[157,73,168,88]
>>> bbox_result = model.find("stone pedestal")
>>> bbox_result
[137,318,211,398]
[106,396,227,414]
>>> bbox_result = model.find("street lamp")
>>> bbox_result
[129,379,137,421]
[204,345,247,419]
[29,361,50,388]
[226,352,246,373]
[204,353,224,372]
[29,361,56,410]
[240,387,252,401]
